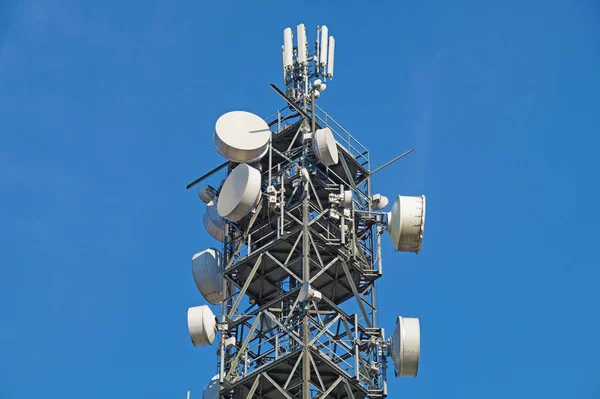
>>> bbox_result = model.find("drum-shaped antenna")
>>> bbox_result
[192,248,224,305]
[197,184,217,203]
[213,111,271,163]
[260,313,277,336]
[203,200,226,242]
[386,195,426,253]
[372,194,389,210]
[203,374,220,399]
[390,316,420,377]
[217,164,262,222]
[187,305,217,347]
[313,127,339,166]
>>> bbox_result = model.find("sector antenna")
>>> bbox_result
[184,24,430,399]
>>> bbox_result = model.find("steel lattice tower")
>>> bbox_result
[187,24,425,399]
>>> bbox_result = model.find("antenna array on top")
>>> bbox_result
[282,25,335,104]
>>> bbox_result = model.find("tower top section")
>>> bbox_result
[282,24,335,104]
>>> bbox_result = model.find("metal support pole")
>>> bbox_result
[311,90,316,134]
[302,133,311,399]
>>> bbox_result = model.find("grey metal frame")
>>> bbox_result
[210,101,389,399]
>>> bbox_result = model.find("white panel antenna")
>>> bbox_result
[327,36,335,78]
[342,190,353,209]
[297,24,308,65]
[283,27,293,70]
[191,248,224,305]
[282,46,286,83]
[319,25,328,67]
[187,305,217,347]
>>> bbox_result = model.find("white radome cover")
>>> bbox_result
[192,248,224,305]
[187,305,217,347]
[203,374,220,399]
[387,195,426,253]
[313,127,339,166]
[217,164,262,222]
[203,200,226,242]
[197,184,217,203]
[391,316,420,377]
[372,194,389,210]
[260,313,276,335]
[213,111,271,163]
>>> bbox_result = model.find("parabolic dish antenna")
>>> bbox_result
[313,127,339,166]
[202,374,219,399]
[298,282,322,302]
[197,184,217,203]
[187,305,217,347]
[217,164,262,222]
[387,195,426,253]
[192,248,224,305]
[372,193,389,210]
[260,313,276,336]
[203,200,226,242]
[390,316,420,377]
[213,111,271,163]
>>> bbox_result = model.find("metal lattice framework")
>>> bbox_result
[213,102,390,399]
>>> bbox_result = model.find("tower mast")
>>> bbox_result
[186,24,427,399]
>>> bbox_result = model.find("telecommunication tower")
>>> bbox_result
[186,24,427,399]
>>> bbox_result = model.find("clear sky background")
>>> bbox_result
[1,0,599,398]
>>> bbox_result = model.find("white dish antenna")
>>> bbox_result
[387,195,426,253]
[260,313,276,335]
[313,127,339,166]
[313,79,326,93]
[202,374,220,399]
[187,305,217,347]
[192,248,224,305]
[298,282,322,302]
[197,184,217,204]
[213,111,271,163]
[283,27,293,70]
[390,316,420,377]
[203,200,226,242]
[327,36,335,78]
[217,164,262,222]
[319,25,328,67]
[297,24,308,65]
[372,194,389,210]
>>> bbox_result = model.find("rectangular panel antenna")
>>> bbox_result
[297,24,308,65]
[327,36,335,78]
[320,25,328,67]
[283,28,293,70]
[282,47,286,83]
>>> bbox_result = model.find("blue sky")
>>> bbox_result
[1,0,599,397]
